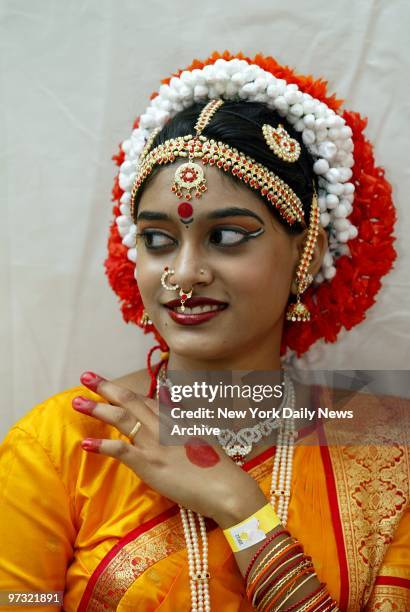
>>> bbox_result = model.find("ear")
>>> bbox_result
[290,226,328,295]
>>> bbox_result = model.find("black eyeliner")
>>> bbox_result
[240,228,265,242]
[212,227,265,248]
[135,230,175,250]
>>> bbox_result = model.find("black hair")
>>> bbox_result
[135,100,317,234]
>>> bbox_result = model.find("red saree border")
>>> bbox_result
[242,444,274,470]
[375,576,410,589]
[78,504,180,611]
[318,421,350,610]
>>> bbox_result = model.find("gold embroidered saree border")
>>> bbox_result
[78,507,185,611]
[364,581,410,611]
[78,451,274,611]
[322,397,410,610]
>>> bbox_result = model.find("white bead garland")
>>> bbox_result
[180,507,211,612]
[156,366,297,611]
[116,59,356,278]
[269,378,296,525]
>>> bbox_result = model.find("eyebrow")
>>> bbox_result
[136,207,265,225]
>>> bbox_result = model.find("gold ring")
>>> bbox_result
[128,421,142,442]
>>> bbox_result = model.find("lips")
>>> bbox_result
[163,295,228,326]
[164,296,227,308]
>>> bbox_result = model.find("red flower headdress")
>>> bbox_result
[105,51,396,382]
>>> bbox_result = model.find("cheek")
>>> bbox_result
[135,259,161,304]
[227,244,294,315]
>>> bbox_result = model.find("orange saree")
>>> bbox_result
[0,385,409,611]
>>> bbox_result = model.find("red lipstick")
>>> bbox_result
[164,296,227,308]
[163,296,228,326]
[166,307,227,326]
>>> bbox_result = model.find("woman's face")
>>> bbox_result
[135,163,307,364]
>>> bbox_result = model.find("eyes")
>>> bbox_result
[136,227,264,251]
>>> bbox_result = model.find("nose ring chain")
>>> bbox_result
[161,266,193,312]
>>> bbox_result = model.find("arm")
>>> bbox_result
[0,426,75,611]
[217,492,337,610]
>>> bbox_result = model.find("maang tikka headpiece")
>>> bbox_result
[130,100,305,226]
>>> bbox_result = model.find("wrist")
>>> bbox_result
[213,483,268,530]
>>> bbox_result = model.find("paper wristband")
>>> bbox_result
[223,503,281,552]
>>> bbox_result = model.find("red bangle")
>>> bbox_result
[265,566,314,611]
[255,553,310,603]
[304,593,333,612]
[244,529,290,582]
[285,582,326,611]
[248,541,303,594]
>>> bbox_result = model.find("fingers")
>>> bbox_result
[72,396,141,440]
[76,372,162,456]
[81,437,141,471]
[80,371,144,407]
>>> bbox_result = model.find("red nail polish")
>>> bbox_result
[72,396,96,415]
[80,371,105,392]
[81,438,102,453]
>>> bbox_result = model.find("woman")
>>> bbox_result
[0,52,408,611]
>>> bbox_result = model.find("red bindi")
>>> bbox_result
[184,437,220,468]
[178,201,194,224]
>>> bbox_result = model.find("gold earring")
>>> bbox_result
[286,274,313,322]
[140,309,152,327]
[286,192,319,323]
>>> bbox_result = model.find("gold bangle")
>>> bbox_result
[258,560,313,609]
[296,586,329,612]
[277,572,318,609]
[252,552,304,604]
[250,537,299,588]
[248,534,294,585]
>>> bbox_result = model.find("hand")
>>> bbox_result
[73,371,264,525]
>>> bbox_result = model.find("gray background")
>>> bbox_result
[1,0,409,438]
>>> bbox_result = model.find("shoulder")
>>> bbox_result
[11,368,151,436]
[2,368,152,478]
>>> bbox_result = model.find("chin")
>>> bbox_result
[166,336,232,363]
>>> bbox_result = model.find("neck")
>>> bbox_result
[165,324,283,372]
[164,319,283,371]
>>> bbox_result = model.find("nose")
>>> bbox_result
[169,244,211,291]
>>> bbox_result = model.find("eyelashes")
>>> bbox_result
[135,227,265,250]
[135,230,175,250]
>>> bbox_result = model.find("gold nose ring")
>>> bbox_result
[161,267,179,291]
[161,267,193,312]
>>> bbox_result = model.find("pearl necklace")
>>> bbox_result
[270,380,296,525]
[179,507,211,612]
[156,366,296,611]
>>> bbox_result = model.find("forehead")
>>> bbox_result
[137,162,275,223]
